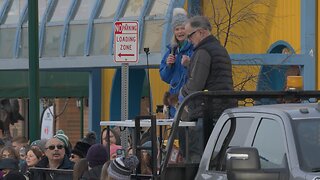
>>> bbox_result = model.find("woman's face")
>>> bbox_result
[102,130,117,146]
[174,25,186,42]
[26,150,40,167]
[2,150,14,159]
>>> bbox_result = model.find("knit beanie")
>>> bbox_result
[171,8,188,29]
[86,144,108,168]
[30,139,47,153]
[71,141,91,158]
[0,158,19,170]
[81,131,96,146]
[53,130,69,149]
[107,156,139,180]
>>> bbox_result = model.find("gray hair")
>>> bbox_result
[188,16,212,31]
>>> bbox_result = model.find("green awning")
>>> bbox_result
[0,71,89,98]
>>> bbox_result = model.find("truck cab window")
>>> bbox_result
[252,118,286,169]
[209,117,254,171]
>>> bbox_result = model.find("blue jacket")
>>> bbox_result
[160,41,193,117]
[160,41,193,95]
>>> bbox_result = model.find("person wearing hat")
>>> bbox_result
[36,137,73,169]
[70,132,96,163]
[33,137,73,180]
[159,7,193,118]
[81,144,108,180]
[107,155,139,180]
[53,129,72,157]
[0,158,19,177]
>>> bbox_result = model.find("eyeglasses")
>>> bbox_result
[187,29,200,39]
[46,145,64,150]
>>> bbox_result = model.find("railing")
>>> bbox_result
[28,167,73,180]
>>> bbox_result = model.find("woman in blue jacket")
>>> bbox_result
[159,8,193,118]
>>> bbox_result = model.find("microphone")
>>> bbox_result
[168,46,176,68]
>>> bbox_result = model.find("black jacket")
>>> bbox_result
[30,155,74,180]
[80,165,103,180]
[181,35,235,120]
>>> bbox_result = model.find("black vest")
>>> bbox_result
[194,35,234,91]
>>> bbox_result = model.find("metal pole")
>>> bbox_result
[28,0,40,141]
[80,98,84,138]
[120,63,129,150]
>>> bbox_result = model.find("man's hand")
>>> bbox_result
[181,55,190,67]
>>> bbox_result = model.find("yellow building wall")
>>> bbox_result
[149,69,170,112]
[317,1,319,89]
[202,0,301,90]
[101,69,115,121]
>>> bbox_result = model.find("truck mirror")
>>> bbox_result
[226,147,282,180]
[226,147,260,171]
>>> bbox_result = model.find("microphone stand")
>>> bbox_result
[144,47,152,115]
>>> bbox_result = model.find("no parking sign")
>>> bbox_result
[114,21,139,63]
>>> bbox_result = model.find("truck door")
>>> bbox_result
[195,113,258,180]
[250,116,289,178]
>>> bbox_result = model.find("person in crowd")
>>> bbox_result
[140,141,153,175]
[53,129,72,157]
[36,137,73,169]
[32,137,73,180]
[0,158,19,177]
[24,146,43,178]
[72,158,88,180]
[30,139,47,156]
[81,144,108,180]
[179,16,235,161]
[18,146,29,174]
[25,147,43,167]
[107,155,139,180]
[99,161,111,180]
[11,136,29,155]
[3,170,26,180]
[101,128,121,146]
[159,7,193,118]
[70,132,96,163]
[0,146,19,160]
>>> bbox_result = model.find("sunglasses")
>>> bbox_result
[46,144,64,150]
[187,29,200,39]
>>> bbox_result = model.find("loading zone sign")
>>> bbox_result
[114,21,139,63]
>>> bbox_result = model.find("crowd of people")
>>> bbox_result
[0,128,140,180]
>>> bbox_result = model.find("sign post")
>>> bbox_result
[114,21,139,150]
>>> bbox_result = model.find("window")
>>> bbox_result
[50,0,72,22]
[99,0,120,19]
[4,0,25,25]
[38,0,50,21]
[73,0,95,21]
[149,0,169,17]
[0,0,4,10]
[293,119,320,171]
[123,0,143,17]
[209,117,254,170]
[252,118,286,169]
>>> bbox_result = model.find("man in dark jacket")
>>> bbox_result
[179,16,234,161]
[31,137,73,180]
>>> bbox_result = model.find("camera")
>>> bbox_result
[116,148,126,157]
